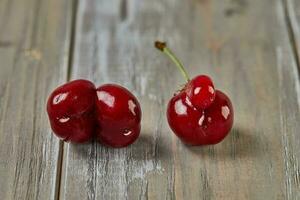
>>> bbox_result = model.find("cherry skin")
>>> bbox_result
[47,79,96,143]
[185,75,216,110]
[95,84,142,148]
[155,41,234,145]
[167,90,233,145]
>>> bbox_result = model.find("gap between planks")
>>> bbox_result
[54,0,79,199]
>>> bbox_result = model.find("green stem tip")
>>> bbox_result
[155,41,190,82]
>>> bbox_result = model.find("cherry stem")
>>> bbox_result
[155,41,190,82]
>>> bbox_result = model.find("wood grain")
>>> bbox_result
[1,0,299,199]
[57,0,300,199]
[282,0,300,199]
[0,0,73,199]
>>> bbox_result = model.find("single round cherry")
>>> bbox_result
[95,84,141,148]
[155,41,234,145]
[47,79,96,143]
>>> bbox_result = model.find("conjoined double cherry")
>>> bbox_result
[47,81,141,147]
[46,41,233,148]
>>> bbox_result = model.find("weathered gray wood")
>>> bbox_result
[60,0,300,199]
[282,0,300,199]
[0,0,73,199]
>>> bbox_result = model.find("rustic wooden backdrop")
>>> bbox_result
[0,0,300,199]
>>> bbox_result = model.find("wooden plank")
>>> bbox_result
[0,0,73,199]
[60,0,300,199]
[282,0,300,199]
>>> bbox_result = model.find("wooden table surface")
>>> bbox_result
[1,0,300,199]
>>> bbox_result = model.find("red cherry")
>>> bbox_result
[47,79,96,143]
[95,84,141,148]
[185,75,216,109]
[167,90,233,145]
[155,41,234,145]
